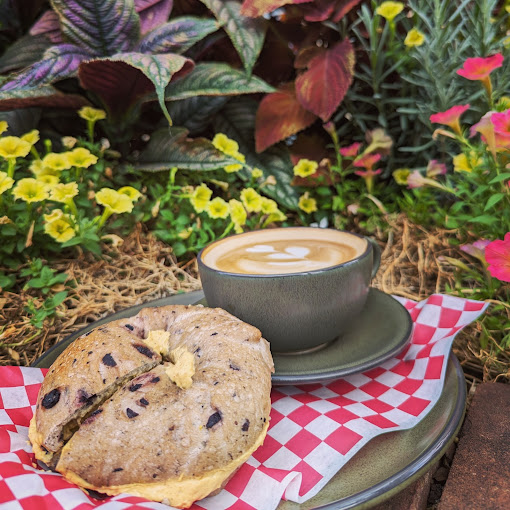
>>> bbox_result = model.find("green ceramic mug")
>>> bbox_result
[197,227,381,353]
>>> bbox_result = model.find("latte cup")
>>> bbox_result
[197,227,381,353]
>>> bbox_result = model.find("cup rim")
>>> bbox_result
[197,227,373,278]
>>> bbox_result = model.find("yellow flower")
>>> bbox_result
[251,168,263,179]
[0,171,14,194]
[12,178,49,203]
[0,121,8,135]
[224,152,246,173]
[67,147,98,168]
[95,188,134,214]
[293,158,318,178]
[37,174,60,188]
[50,182,79,203]
[78,106,106,122]
[392,168,411,185]
[118,186,142,202]
[206,197,229,219]
[44,209,65,223]
[212,133,239,156]
[260,197,278,214]
[266,210,287,223]
[298,192,318,214]
[240,187,262,212]
[190,184,213,213]
[178,227,193,240]
[404,28,425,47]
[0,136,31,160]
[376,1,404,21]
[21,129,40,146]
[44,217,75,242]
[29,159,54,177]
[453,152,482,173]
[229,199,247,227]
[42,152,71,172]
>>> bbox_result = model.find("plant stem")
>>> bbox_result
[7,159,15,178]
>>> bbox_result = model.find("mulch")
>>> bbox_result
[0,215,508,383]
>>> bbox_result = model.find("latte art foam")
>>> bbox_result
[202,229,367,275]
[212,240,358,274]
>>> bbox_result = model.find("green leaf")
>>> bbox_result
[201,0,266,77]
[488,172,510,184]
[132,127,242,172]
[484,193,506,211]
[470,214,497,225]
[213,97,299,210]
[164,62,275,101]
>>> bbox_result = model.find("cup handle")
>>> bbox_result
[367,237,381,279]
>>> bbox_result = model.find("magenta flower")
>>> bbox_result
[460,239,491,265]
[457,54,504,81]
[353,153,381,170]
[426,160,447,177]
[354,168,381,194]
[470,111,510,155]
[489,109,510,139]
[430,104,470,135]
[485,233,510,282]
[340,142,362,158]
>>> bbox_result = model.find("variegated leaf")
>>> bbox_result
[79,52,193,123]
[138,16,220,54]
[295,38,355,121]
[29,9,63,43]
[214,97,299,210]
[0,45,92,92]
[50,0,140,56]
[255,82,316,152]
[240,0,310,17]
[133,127,241,171]
[0,86,89,111]
[135,0,173,34]
[0,35,52,74]
[167,95,229,134]
[201,0,266,77]
[164,62,274,100]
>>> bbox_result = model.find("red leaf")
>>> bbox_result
[79,60,154,119]
[303,0,362,22]
[295,38,354,122]
[255,82,317,153]
[240,0,310,18]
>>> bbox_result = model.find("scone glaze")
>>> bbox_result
[29,305,274,508]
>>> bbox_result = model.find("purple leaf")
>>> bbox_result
[29,9,64,43]
[50,0,140,56]
[0,85,89,112]
[137,16,220,54]
[78,52,193,122]
[0,35,52,74]
[135,0,174,34]
[0,44,92,92]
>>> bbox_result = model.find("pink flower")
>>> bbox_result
[460,239,491,264]
[485,233,510,282]
[457,54,504,81]
[353,153,381,170]
[426,160,447,177]
[430,104,470,135]
[470,112,510,154]
[339,142,362,158]
[489,109,510,139]
[354,168,382,178]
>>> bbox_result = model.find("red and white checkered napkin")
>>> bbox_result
[0,294,488,510]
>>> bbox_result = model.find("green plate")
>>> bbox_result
[32,292,464,510]
[33,288,412,386]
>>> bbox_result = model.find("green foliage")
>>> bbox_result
[24,291,68,329]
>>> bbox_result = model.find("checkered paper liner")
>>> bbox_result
[0,294,488,510]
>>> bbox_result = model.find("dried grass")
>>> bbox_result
[1,217,507,382]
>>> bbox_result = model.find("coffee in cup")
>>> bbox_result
[198,227,381,353]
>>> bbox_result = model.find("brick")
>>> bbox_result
[438,382,510,509]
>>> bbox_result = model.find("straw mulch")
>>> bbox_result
[1,216,508,382]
